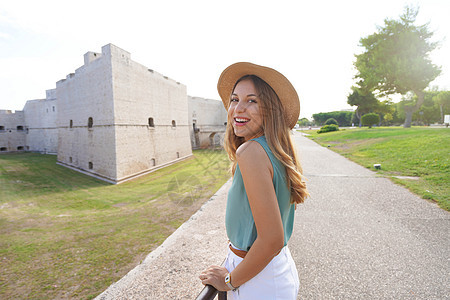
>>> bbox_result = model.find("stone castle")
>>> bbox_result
[0,44,227,184]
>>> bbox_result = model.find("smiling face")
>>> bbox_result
[228,78,264,141]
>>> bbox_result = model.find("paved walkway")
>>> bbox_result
[96,132,449,299]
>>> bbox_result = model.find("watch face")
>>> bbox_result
[225,274,230,283]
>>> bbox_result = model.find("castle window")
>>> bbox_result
[172,120,176,127]
[148,117,154,127]
[0,126,4,131]
[176,152,180,158]
[0,147,7,151]
[88,162,93,169]
[69,157,72,163]
[17,146,24,150]
[52,106,55,112]
[17,126,24,131]
[88,117,93,129]
[70,120,73,128]
[151,158,156,166]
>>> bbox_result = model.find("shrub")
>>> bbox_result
[317,124,339,133]
[361,113,380,128]
[324,118,338,125]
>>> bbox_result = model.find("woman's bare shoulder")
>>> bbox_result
[236,140,270,169]
[237,140,263,157]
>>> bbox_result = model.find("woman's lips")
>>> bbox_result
[234,117,250,126]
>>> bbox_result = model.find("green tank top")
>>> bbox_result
[225,136,295,251]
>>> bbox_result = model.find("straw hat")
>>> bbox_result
[217,62,300,129]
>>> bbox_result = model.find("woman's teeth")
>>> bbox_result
[235,118,249,123]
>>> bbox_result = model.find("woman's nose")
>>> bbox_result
[235,101,246,112]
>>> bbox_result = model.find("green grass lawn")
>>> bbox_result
[305,127,449,211]
[0,150,230,299]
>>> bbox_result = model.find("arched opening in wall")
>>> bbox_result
[69,157,72,163]
[17,126,24,131]
[88,162,93,169]
[172,120,176,127]
[0,126,4,131]
[209,132,216,148]
[0,147,7,151]
[17,146,24,150]
[193,121,199,133]
[151,158,156,166]
[52,106,55,112]
[176,152,180,158]
[88,117,93,129]
[148,117,154,127]
[70,120,73,128]
[214,133,221,146]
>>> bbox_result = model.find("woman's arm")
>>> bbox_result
[199,140,284,290]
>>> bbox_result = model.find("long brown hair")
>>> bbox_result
[224,75,308,204]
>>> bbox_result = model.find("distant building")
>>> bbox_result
[53,44,192,183]
[1,44,229,184]
[0,109,26,152]
[188,96,227,149]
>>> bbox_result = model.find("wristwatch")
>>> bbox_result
[225,273,238,291]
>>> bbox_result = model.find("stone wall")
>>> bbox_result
[56,44,117,182]
[188,96,227,149]
[0,110,26,152]
[23,89,58,154]
[0,43,225,184]
[55,44,192,183]
[109,44,192,182]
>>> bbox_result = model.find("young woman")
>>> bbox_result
[199,62,308,299]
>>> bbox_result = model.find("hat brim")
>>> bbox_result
[217,62,300,129]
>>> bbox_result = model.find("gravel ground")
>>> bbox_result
[96,132,449,299]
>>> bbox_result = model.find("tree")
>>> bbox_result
[413,90,440,125]
[347,87,379,127]
[396,90,441,125]
[312,111,353,126]
[382,113,393,126]
[354,6,441,128]
[298,117,313,127]
[361,113,380,128]
[434,91,450,123]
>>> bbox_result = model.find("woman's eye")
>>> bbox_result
[249,99,257,103]
[231,98,239,102]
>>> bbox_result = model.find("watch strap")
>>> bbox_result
[225,273,237,291]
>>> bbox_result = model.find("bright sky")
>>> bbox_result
[1,0,449,119]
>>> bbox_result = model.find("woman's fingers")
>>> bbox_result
[198,266,230,290]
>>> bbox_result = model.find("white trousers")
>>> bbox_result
[224,244,299,300]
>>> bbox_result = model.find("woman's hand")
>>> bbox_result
[199,265,231,291]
